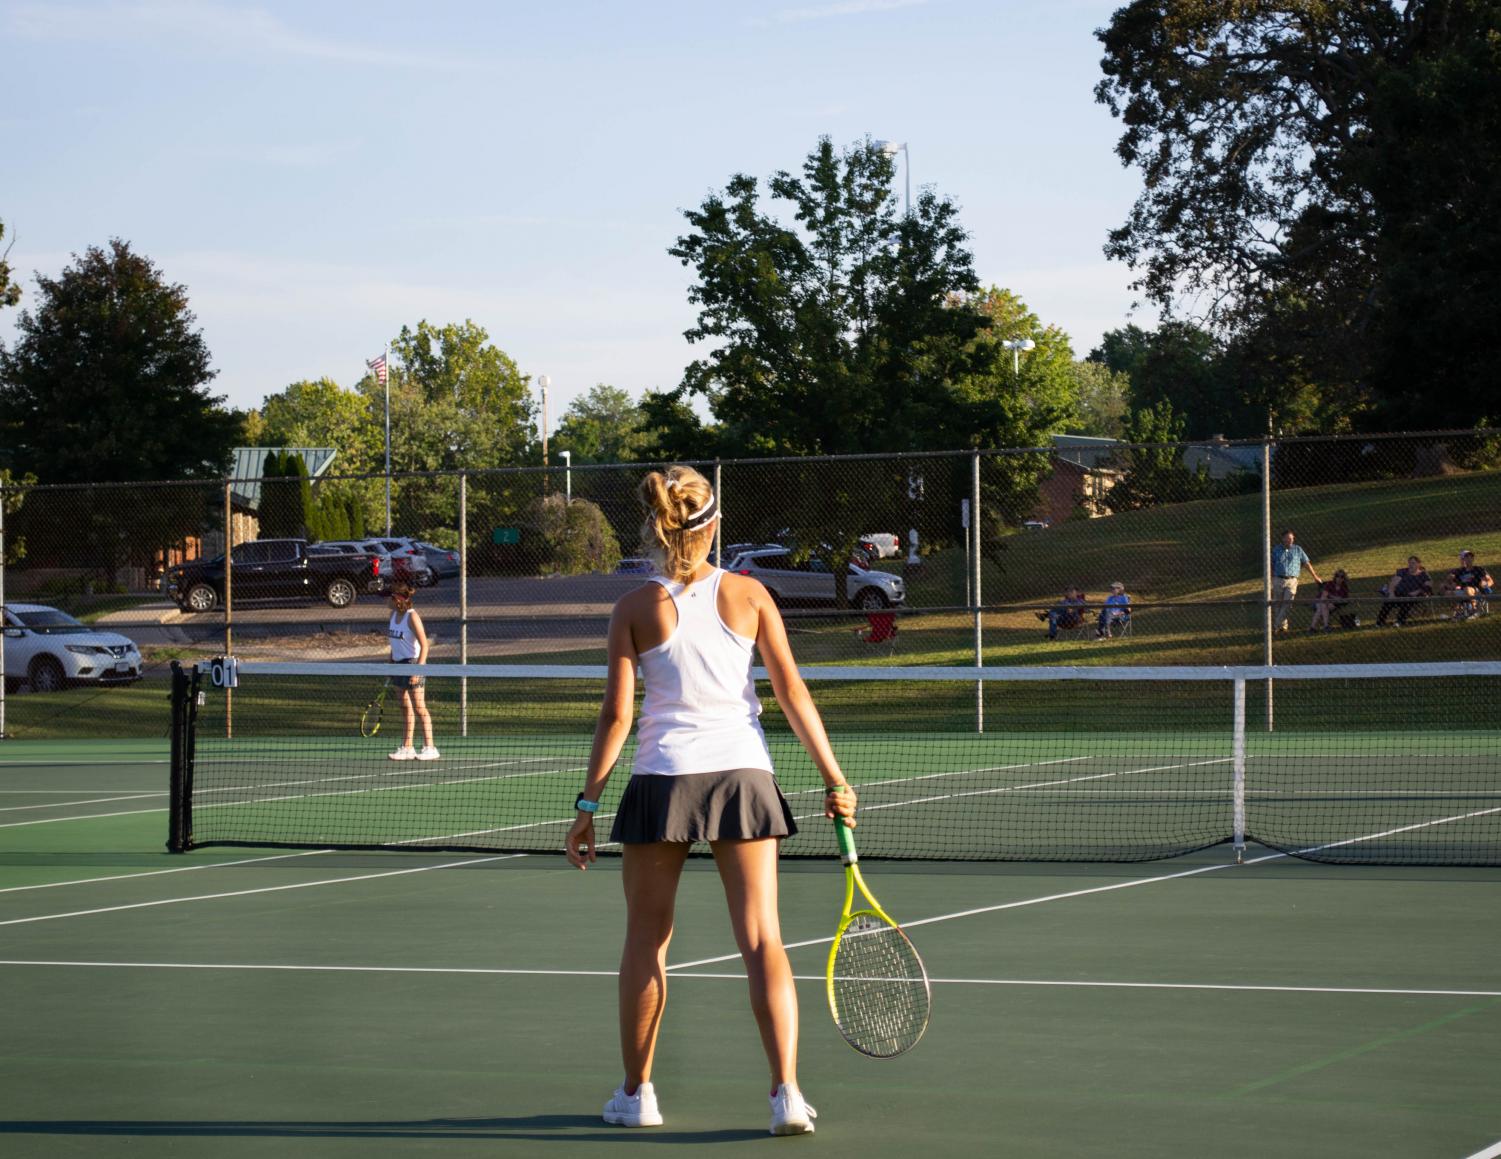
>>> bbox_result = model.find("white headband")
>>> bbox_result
[683,491,719,532]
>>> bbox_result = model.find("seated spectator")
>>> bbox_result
[1095,581,1131,639]
[1036,586,1087,640]
[1444,550,1494,620]
[1376,556,1431,627]
[1309,569,1350,632]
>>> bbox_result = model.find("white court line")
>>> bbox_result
[0,849,336,895]
[0,759,168,768]
[0,792,164,814]
[0,960,1493,1000]
[1463,1141,1501,1159]
[0,805,168,829]
[0,853,527,927]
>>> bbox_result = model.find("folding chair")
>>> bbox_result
[857,612,899,654]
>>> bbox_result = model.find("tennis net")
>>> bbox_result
[167,659,1501,865]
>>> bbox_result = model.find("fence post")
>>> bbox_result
[223,481,233,740]
[713,459,723,567]
[460,470,469,738]
[972,451,983,733]
[1261,439,1274,732]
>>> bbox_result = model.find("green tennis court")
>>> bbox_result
[2,734,1499,1159]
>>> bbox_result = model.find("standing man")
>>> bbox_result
[1271,529,1321,632]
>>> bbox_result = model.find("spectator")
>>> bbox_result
[1036,586,1087,641]
[1444,550,1494,621]
[1095,581,1131,639]
[1271,529,1322,632]
[1376,556,1432,627]
[1309,569,1351,632]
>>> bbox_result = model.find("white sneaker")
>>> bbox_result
[768,1083,816,1136]
[603,1081,662,1127]
[388,746,416,761]
[416,745,440,761]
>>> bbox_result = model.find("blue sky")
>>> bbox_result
[2,0,1150,427]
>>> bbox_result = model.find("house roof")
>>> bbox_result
[229,447,338,511]
[1050,434,1265,480]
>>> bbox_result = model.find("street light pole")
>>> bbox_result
[537,375,550,491]
[1001,337,1035,376]
[560,449,572,505]
[876,140,909,215]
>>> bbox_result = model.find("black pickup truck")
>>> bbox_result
[164,539,384,613]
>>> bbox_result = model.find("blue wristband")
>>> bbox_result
[574,795,600,813]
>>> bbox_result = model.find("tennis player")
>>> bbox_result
[386,580,438,761]
[566,464,857,1136]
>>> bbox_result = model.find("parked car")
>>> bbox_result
[858,532,902,559]
[615,557,656,576]
[369,538,437,586]
[414,541,461,580]
[2,603,142,692]
[311,541,395,591]
[164,539,384,612]
[725,547,905,609]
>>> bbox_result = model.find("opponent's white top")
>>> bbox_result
[388,609,420,661]
[633,568,773,777]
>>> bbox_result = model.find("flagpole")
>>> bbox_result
[382,344,391,535]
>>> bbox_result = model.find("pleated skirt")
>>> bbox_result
[609,768,798,844]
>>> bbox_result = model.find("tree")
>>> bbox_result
[257,378,383,472]
[670,136,998,457]
[1066,360,1131,440]
[1104,400,1211,513]
[553,384,648,464]
[0,240,238,482]
[523,494,622,576]
[1095,1,1501,430]
[636,387,718,462]
[0,218,19,310]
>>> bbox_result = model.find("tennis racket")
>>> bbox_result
[825,817,931,1058]
[359,682,389,737]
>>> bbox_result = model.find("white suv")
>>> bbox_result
[726,548,905,609]
[2,603,143,692]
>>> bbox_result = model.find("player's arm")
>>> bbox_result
[751,582,856,823]
[410,610,430,664]
[568,600,639,868]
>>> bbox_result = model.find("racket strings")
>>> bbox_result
[830,914,930,1057]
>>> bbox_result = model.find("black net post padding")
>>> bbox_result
[167,661,188,852]
[166,661,202,853]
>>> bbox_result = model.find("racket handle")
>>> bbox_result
[833,814,858,863]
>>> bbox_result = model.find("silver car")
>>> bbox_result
[2,603,142,692]
[725,548,905,609]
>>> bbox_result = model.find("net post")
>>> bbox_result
[167,661,189,852]
[222,480,233,740]
[1262,439,1274,733]
[460,470,469,738]
[1232,676,1247,863]
[971,451,983,733]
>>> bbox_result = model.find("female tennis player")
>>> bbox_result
[386,580,438,761]
[566,465,857,1136]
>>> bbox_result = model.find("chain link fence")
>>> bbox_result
[2,429,1497,737]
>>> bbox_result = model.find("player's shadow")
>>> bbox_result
[0,1116,766,1144]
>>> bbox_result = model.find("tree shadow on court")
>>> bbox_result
[0,1116,766,1144]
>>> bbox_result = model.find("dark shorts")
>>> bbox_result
[610,768,798,845]
[389,659,424,690]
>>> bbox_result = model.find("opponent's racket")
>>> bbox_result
[359,682,389,737]
[825,817,931,1058]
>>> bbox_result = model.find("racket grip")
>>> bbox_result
[833,814,858,862]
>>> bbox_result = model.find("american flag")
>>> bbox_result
[366,354,388,385]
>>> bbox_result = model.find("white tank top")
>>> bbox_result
[632,569,774,777]
[388,609,419,661]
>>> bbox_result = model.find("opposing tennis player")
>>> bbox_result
[386,580,438,761]
[566,465,857,1136]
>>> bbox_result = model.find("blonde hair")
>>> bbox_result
[639,465,716,583]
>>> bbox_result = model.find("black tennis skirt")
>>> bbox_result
[610,768,798,844]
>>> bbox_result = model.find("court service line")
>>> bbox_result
[1462,1140,1501,1159]
[0,853,527,927]
[0,849,337,895]
[0,805,168,829]
[0,960,1494,1001]
[0,792,165,814]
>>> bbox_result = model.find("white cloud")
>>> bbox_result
[6,1,464,69]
